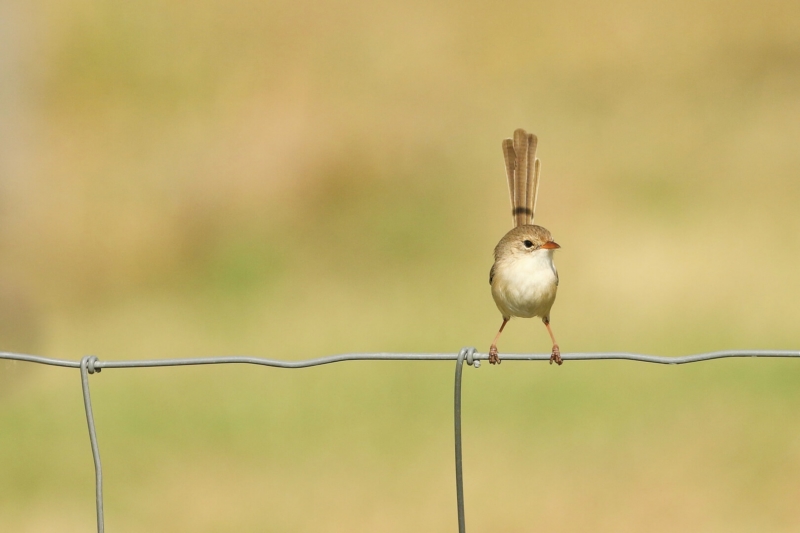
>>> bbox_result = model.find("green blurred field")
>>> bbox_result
[1,0,800,531]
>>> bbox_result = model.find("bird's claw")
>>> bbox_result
[488,345,501,365]
[549,344,562,366]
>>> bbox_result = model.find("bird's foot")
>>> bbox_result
[549,344,562,366]
[488,344,501,365]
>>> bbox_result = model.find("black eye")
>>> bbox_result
[523,240,534,248]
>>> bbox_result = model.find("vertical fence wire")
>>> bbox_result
[454,348,467,533]
[454,347,477,533]
[79,356,104,533]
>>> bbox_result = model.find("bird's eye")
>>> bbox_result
[523,240,534,248]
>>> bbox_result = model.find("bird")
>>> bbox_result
[488,128,562,365]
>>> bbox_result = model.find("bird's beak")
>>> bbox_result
[542,241,561,250]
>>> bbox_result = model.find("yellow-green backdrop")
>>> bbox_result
[1,0,799,531]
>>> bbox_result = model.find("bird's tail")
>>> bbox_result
[502,128,540,227]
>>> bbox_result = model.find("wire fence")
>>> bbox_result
[3,348,800,533]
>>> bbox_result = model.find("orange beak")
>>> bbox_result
[542,241,561,250]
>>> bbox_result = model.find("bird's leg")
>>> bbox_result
[543,317,562,366]
[489,318,509,365]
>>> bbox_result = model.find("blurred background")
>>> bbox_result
[1,0,799,531]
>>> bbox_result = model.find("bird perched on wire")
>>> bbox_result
[488,129,562,365]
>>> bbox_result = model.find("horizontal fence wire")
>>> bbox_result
[6,349,800,368]
[3,348,800,533]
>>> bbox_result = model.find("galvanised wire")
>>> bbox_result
[2,348,800,533]
[80,356,104,533]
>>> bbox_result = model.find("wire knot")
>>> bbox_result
[459,347,478,367]
[82,355,101,374]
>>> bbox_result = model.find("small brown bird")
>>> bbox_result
[488,129,562,365]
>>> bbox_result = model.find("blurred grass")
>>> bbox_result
[1,0,800,531]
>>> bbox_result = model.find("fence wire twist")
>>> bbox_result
[3,348,800,533]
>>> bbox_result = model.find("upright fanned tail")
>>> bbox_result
[502,128,540,227]
[502,138,516,220]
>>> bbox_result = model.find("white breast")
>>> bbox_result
[491,249,559,319]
